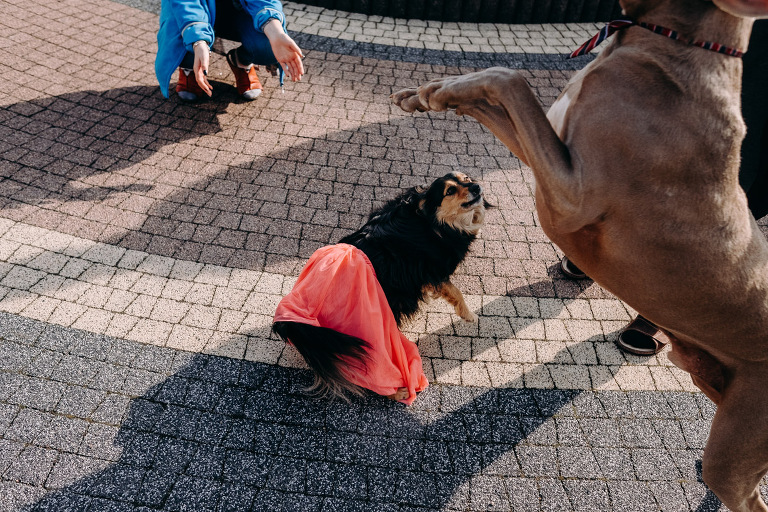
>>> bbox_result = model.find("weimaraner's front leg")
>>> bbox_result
[392,68,584,232]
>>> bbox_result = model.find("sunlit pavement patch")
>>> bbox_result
[0,314,738,511]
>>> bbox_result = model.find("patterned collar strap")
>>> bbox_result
[569,18,744,59]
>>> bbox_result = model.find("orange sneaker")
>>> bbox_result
[175,68,205,101]
[226,49,262,100]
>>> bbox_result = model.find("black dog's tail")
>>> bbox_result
[272,321,372,400]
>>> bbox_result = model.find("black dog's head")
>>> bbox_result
[339,171,490,323]
[417,172,491,235]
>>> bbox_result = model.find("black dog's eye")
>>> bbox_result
[445,186,457,196]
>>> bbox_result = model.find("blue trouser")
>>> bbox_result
[180,0,280,68]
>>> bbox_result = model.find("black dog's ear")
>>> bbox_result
[483,199,494,209]
[401,186,427,208]
[414,186,432,214]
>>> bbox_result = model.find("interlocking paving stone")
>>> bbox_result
[5,0,768,509]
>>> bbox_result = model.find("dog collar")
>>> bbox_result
[569,18,744,58]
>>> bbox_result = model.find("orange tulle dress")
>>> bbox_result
[273,243,429,405]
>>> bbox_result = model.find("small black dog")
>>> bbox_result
[273,172,490,401]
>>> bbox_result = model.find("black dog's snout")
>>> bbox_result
[468,182,481,195]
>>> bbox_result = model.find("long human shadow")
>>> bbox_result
[21,292,724,511]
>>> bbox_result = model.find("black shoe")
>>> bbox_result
[560,256,588,279]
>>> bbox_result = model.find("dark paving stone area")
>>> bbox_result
[113,0,596,71]
[0,311,749,511]
[290,33,597,71]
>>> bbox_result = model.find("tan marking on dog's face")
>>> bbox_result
[454,172,471,183]
[435,174,486,234]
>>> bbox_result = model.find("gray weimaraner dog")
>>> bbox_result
[393,0,768,510]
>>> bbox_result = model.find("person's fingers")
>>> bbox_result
[196,71,212,95]
[285,56,303,81]
[201,74,213,95]
[290,44,305,80]
[280,61,292,81]
[195,63,212,96]
[192,44,213,95]
[274,40,303,81]
[287,63,299,81]
[283,57,302,81]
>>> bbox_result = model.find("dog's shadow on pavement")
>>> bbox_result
[21,292,727,512]
[405,276,603,388]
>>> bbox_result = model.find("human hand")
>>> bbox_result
[263,19,305,82]
[193,40,213,96]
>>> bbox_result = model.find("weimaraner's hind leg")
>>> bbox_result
[700,370,768,512]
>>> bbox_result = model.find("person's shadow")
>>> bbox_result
[19,289,730,512]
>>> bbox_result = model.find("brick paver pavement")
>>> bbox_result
[1,0,765,510]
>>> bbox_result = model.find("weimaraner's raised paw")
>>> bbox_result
[390,89,416,111]
[394,71,514,115]
[392,77,463,113]
[391,87,432,113]
[390,75,475,112]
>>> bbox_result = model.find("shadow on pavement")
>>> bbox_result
[0,88,729,511]
[9,292,722,512]
[0,86,602,296]
[0,84,528,277]
[405,279,596,386]
[0,86,222,201]
[22,347,600,511]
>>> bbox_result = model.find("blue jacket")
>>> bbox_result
[155,0,285,98]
